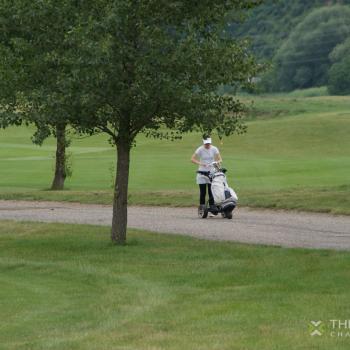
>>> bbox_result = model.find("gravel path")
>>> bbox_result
[0,200,350,250]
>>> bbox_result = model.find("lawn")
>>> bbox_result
[0,94,349,214]
[1,221,350,349]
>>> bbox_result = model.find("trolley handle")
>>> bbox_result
[197,170,210,177]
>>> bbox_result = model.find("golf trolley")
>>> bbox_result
[197,162,238,219]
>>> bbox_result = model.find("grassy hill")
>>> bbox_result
[0,93,349,214]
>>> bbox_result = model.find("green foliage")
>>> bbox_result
[0,0,262,151]
[64,151,73,178]
[270,5,350,91]
[59,0,262,144]
[226,0,342,60]
[328,36,350,95]
[227,1,350,93]
[0,0,78,189]
[328,57,350,95]
[329,37,350,63]
[0,0,79,132]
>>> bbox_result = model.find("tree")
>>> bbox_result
[328,57,350,95]
[69,0,263,244]
[269,5,350,91]
[0,106,72,191]
[1,0,262,244]
[226,0,332,61]
[0,0,81,190]
[328,37,350,95]
[329,36,350,63]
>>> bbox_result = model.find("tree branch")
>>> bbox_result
[97,125,117,143]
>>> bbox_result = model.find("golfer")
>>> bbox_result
[191,135,223,212]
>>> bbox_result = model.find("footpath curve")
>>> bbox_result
[0,200,350,250]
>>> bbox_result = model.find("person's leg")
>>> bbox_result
[208,184,214,205]
[199,184,207,205]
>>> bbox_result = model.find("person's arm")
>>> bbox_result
[191,153,202,166]
[215,152,223,164]
[191,152,208,167]
[214,146,222,165]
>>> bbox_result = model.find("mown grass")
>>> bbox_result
[1,220,350,349]
[0,94,349,214]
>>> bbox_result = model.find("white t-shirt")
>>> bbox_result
[195,145,219,171]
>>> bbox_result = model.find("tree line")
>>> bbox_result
[228,0,350,94]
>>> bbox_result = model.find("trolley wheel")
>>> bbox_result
[198,206,208,219]
[225,211,233,219]
[202,209,209,218]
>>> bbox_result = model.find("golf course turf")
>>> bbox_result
[1,220,350,349]
[0,94,349,214]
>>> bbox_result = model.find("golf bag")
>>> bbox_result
[211,169,238,212]
[211,172,238,207]
[197,163,238,219]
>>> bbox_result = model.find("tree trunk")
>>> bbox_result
[51,123,67,190]
[111,140,131,244]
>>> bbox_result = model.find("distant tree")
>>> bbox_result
[329,37,350,63]
[0,0,80,190]
[327,31,350,95]
[270,5,350,91]
[328,56,350,95]
[226,0,348,61]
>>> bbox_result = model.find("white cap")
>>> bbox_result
[203,137,212,144]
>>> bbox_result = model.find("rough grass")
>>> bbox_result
[1,220,350,349]
[286,86,329,98]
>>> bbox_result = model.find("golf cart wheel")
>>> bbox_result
[225,211,233,219]
[198,206,208,219]
[210,206,219,215]
[202,209,209,218]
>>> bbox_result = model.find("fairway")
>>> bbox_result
[1,221,350,350]
[0,95,349,214]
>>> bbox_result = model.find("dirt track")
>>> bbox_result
[0,200,350,250]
